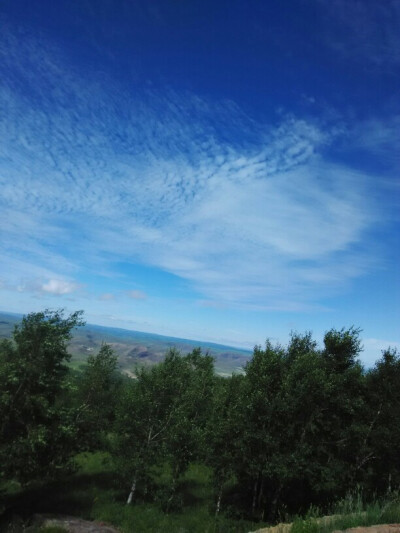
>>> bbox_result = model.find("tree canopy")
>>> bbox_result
[0,309,84,482]
[1,310,399,523]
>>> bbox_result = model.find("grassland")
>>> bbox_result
[0,311,250,376]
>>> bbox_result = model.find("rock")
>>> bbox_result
[26,514,121,533]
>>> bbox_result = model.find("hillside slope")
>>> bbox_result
[0,311,251,375]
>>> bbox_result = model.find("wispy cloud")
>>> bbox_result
[364,338,400,353]
[126,290,147,300]
[317,0,400,68]
[99,293,115,301]
[0,23,395,312]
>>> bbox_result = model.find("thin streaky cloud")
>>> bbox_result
[317,0,400,68]
[99,293,116,301]
[0,21,397,315]
[126,290,147,300]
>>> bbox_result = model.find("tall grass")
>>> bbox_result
[290,488,400,533]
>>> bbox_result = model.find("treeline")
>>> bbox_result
[1,310,400,522]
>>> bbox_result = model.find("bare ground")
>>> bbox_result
[332,526,400,533]
[254,521,400,533]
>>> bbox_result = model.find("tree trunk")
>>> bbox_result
[126,476,137,505]
[257,477,264,509]
[166,465,179,513]
[252,476,259,515]
[268,483,282,522]
[215,485,223,518]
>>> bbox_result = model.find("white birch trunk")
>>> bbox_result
[215,486,222,517]
[126,477,137,505]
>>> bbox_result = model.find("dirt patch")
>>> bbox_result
[251,523,290,533]
[254,521,400,533]
[332,526,400,533]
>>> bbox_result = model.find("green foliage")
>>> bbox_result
[1,309,400,529]
[0,452,266,532]
[113,348,215,506]
[322,326,362,372]
[216,328,383,520]
[205,374,245,502]
[365,347,400,492]
[0,309,84,484]
[75,343,119,449]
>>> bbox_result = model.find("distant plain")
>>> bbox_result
[0,311,251,376]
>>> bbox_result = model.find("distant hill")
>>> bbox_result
[0,311,251,375]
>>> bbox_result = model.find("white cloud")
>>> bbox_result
[364,338,400,354]
[362,338,400,368]
[0,24,394,311]
[41,279,80,295]
[351,116,400,171]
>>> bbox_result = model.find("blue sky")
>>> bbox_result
[0,0,399,365]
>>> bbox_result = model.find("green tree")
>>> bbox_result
[76,343,119,449]
[273,335,331,515]
[205,373,245,517]
[113,348,215,507]
[161,348,215,510]
[229,328,368,519]
[238,340,287,518]
[0,309,84,483]
[318,327,367,495]
[365,348,400,493]
[114,357,176,505]
[323,326,362,373]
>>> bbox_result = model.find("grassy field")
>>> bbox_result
[0,452,265,532]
